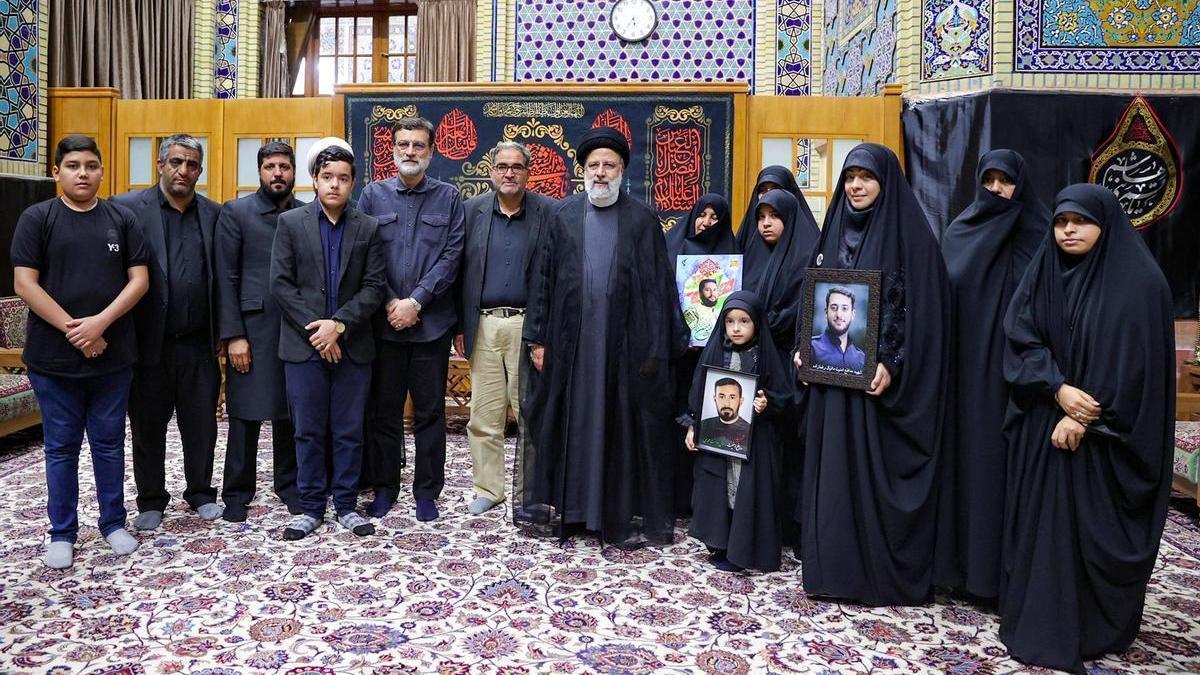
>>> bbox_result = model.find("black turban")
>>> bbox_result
[576,126,630,167]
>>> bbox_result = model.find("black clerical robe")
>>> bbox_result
[518,191,687,548]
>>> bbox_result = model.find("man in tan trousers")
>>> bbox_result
[454,142,557,514]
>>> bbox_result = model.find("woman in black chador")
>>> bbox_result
[936,149,1048,599]
[684,291,795,572]
[666,194,737,517]
[999,184,1173,674]
[734,165,814,251]
[792,143,951,606]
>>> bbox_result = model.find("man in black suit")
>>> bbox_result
[454,141,556,514]
[112,134,223,530]
[215,141,302,522]
[270,141,386,540]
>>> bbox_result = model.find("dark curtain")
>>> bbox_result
[50,0,194,99]
[902,89,1200,317]
[0,176,56,296]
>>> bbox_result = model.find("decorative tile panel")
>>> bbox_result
[1015,0,1200,72]
[921,0,992,80]
[776,0,813,94]
[823,0,899,94]
[215,0,238,98]
[0,0,38,162]
[514,0,756,86]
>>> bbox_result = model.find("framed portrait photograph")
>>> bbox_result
[676,254,743,348]
[797,268,882,390]
[695,365,756,461]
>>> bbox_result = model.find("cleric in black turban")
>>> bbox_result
[516,125,688,548]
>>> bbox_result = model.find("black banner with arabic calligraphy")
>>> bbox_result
[903,90,1200,317]
[343,92,735,233]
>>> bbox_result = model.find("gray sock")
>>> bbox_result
[105,528,139,555]
[44,541,73,569]
[132,510,162,531]
[196,503,223,521]
[469,496,502,515]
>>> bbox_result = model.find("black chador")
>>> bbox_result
[794,143,951,606]
[741,189,819,353]
[734,165,812,251]
[666,193,738,517]
[935,149,1048,598]
[687,291,794,572]
[998,184,1173,674]
[517,190,688,548]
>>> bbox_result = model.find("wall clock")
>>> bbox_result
[610,0,658,43]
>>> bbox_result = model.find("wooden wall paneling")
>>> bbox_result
[220,97,337,197]
[113,99,225,200]
[47,88,119,197]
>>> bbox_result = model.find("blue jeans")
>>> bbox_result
[285,358,371,519]
[29,369,133,543]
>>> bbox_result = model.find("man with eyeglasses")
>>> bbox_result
[515,126,688,548]
[357,116,465,522]
[113,133,225,530]
[455,141,557,515]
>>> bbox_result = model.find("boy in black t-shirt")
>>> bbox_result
[11,135,150,569]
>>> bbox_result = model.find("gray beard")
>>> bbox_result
[397,157,429,177]
[585,175,620,207]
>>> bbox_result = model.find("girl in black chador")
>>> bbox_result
[684,291,795,572]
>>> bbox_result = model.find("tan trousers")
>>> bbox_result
[466,313,523,501]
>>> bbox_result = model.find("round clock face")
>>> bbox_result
[610,0,658,43]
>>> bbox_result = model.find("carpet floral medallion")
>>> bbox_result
[1,423,1199,674]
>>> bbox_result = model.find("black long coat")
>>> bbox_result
[215,189,299,420]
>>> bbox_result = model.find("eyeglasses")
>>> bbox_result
[394,141,429,152]
[493,164,528,174]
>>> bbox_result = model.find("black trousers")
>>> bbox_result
[130,334,220,513]
[364,334,451,502]
[221,417,298,510]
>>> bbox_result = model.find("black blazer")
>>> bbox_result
[456,191,556,358]
[111,186,220,366]
[270,201,387,364]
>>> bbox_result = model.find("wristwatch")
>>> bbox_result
[409,297,422,312]
[334,321,346,335]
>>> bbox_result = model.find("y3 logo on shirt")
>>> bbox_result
[107,243,120,253]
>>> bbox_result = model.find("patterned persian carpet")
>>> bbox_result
[2,421,1200,674]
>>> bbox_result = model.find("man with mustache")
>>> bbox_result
[697,378,752,456]
[455,141,557,515]
[516,126,687,548]
[113,134,224,530]
[809,286,866,372]
[358,117,465,522]
[214,141,302,522]
[682,278,721,344]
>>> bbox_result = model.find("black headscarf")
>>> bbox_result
[935,149,1049,596]
[741,189,819,350]
[942,149,1048,294]
[735,166,814,250]
[999,184,1173,673]
[665,193,736,260]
